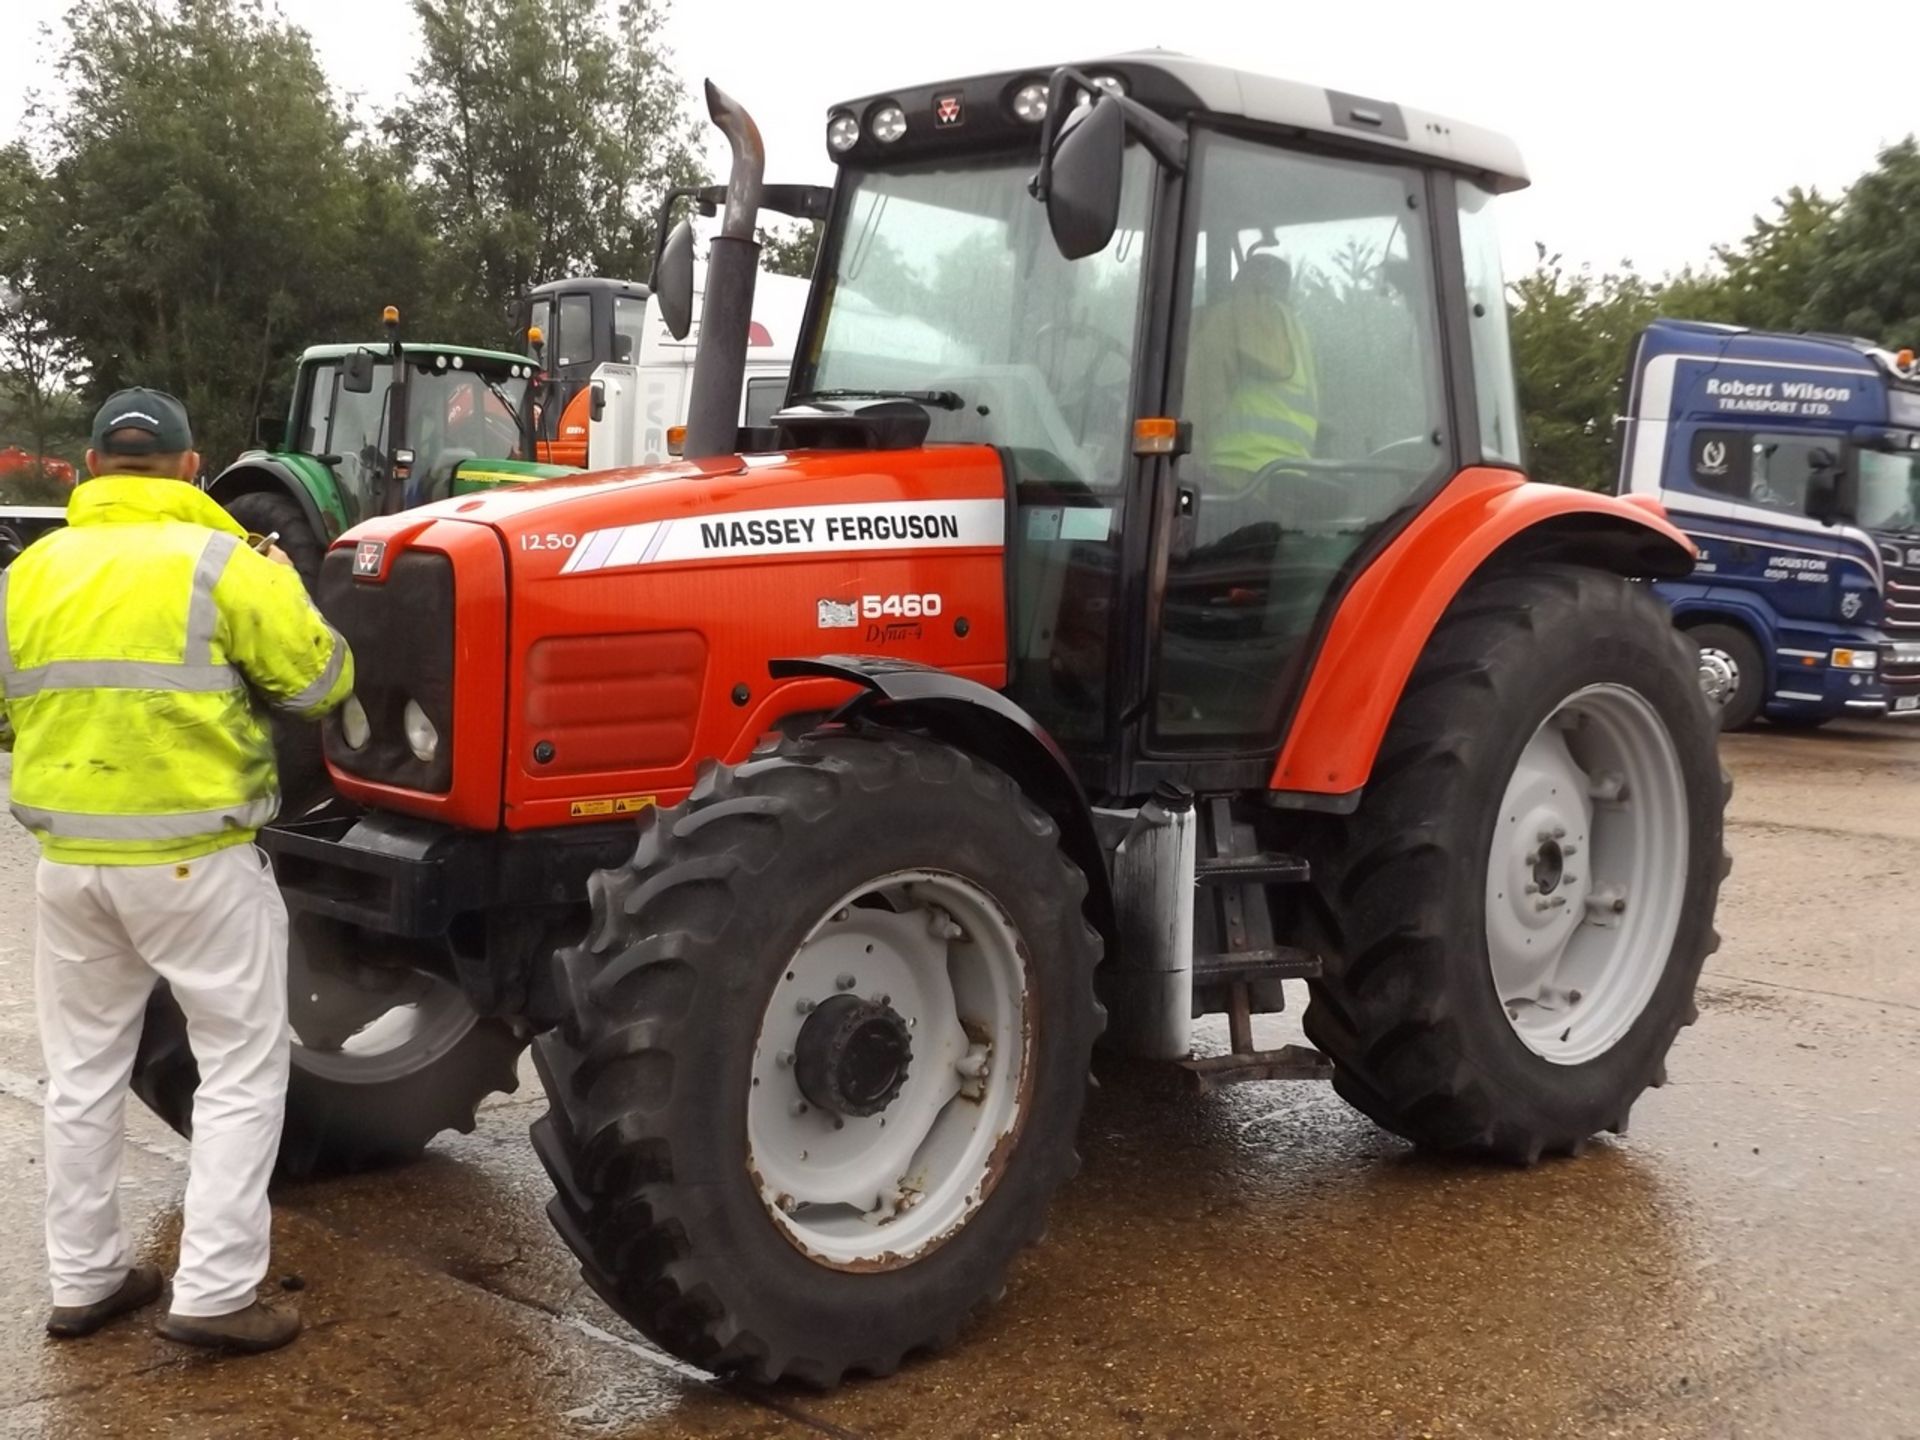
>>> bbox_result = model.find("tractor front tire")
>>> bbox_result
[223,491,331,811]
[1297,566,1728,1161]
[131,914,528,1179]
[532,732,1103,1386]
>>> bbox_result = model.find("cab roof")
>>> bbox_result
[828,51,1529,193]
[298,342,530,369]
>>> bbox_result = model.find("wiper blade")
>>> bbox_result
[795,387,965,411]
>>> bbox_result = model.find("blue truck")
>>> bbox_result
[1618,318,1920,729]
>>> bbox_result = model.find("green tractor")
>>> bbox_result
[210,310,574,586]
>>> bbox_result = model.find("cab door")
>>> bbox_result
[1143,129,1460,765]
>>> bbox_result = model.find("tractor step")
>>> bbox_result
[1176,1044,1334,1092]
[1193,947,1322,985]
[1195,853,1310,885]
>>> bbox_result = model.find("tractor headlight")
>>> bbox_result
[340,695,370,751]
[403,699,440,763]
[870,104,907,144]
[1832,646,1879,670]
[827,112,860,152]
[1012,82,1049,122]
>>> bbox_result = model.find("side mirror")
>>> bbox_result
[254,415,285,450]
[654,218,697,341]
[1043,95,1126,261]
[342,351,376,394]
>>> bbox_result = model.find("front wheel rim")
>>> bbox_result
[747,870,1032,1270]
[1696,646,1739,709]
[1484,684,1690,1065]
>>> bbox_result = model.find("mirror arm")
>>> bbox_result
[1028,65,1187,204]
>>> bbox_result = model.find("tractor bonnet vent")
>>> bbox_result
[771,399,931,452]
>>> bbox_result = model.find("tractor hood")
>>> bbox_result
[336,445,1008,577]
[322,443,1013,832]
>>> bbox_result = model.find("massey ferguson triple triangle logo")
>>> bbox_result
[934,94,964,127]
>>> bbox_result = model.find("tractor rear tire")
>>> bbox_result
[1688,621,1765,732]
[1295,566,1728,1162]
[222,491,331,811]
[532,731,1103,1386]
[130,914,527,1179]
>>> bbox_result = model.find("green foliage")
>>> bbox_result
[5,0,436,469]
[1803,139,1920,342]
[759,221,821,280]
[387,0,703,340]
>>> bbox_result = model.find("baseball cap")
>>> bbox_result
[90,388,193,455]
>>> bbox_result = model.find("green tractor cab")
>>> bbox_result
[209,314,577,585]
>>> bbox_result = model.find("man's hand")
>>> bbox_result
[265,544,293,569]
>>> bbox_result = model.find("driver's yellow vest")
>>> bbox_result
[1207,307,1320,473]
[0,476,354,865]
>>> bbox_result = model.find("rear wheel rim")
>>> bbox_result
[747,870,1031,1270]
[1484,683,1689,1065]
[287,923,480,1085]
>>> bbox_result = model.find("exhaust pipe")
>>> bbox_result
[682,81,765,460]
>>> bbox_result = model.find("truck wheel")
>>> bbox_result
[1296,566,1728,1161]
[533,732,1103,1386]
[130,914,527,1178]
[222,491,331,809]
[1688,621,1764,731]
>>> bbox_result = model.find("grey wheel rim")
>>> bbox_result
[1484,684,1690,1065]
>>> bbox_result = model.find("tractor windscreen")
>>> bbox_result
[403,363,532,508]
[798,149,1152,488]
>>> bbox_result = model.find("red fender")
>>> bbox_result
[1269,468,1696,796]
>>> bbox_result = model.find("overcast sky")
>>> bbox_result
[4,0,1917,281]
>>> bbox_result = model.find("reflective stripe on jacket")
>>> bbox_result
[0,475,354,865]
[1206,306,1320,474]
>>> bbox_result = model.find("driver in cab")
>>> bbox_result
[1189,253,1320,508]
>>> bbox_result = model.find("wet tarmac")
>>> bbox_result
[0,724,1916,1438]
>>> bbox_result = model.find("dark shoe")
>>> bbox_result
[158,1299,301,1355]
[46,1264,165,1339]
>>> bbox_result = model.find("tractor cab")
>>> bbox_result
[759,59,1527,785]
[519,276,650,464]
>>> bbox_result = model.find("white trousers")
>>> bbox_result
[35,844,289,1316]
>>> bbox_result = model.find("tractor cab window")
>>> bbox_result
[1155,131,1448,749]
[403,363,529,508]
[614,295,647,365]
[300,361,340,452]
[802,151,1151,491]
[320,363,392,526]
[555,294,594,368]
[801,151,1153,753]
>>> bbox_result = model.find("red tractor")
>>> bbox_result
[132,58,1726,1386]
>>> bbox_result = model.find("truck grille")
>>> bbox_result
[317,548,456,793]
[1881,539,1920,696]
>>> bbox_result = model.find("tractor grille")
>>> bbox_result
[317,547,456,793]
[522,631,707,775]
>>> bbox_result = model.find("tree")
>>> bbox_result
[759,221,821,280]
[388,0,704,341]
[1709,186,1838,333]
[1802,138,1920,343]
[15,0,435,470]
[0,144,87,491]
[1509,251,1666,491]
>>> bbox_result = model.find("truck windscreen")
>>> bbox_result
[1857,445,1920,533]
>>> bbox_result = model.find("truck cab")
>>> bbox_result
[1619,318,1920,727]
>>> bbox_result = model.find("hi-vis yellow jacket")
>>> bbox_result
[0,476,354,865]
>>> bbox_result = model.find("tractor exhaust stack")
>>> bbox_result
[682,81,765,461]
